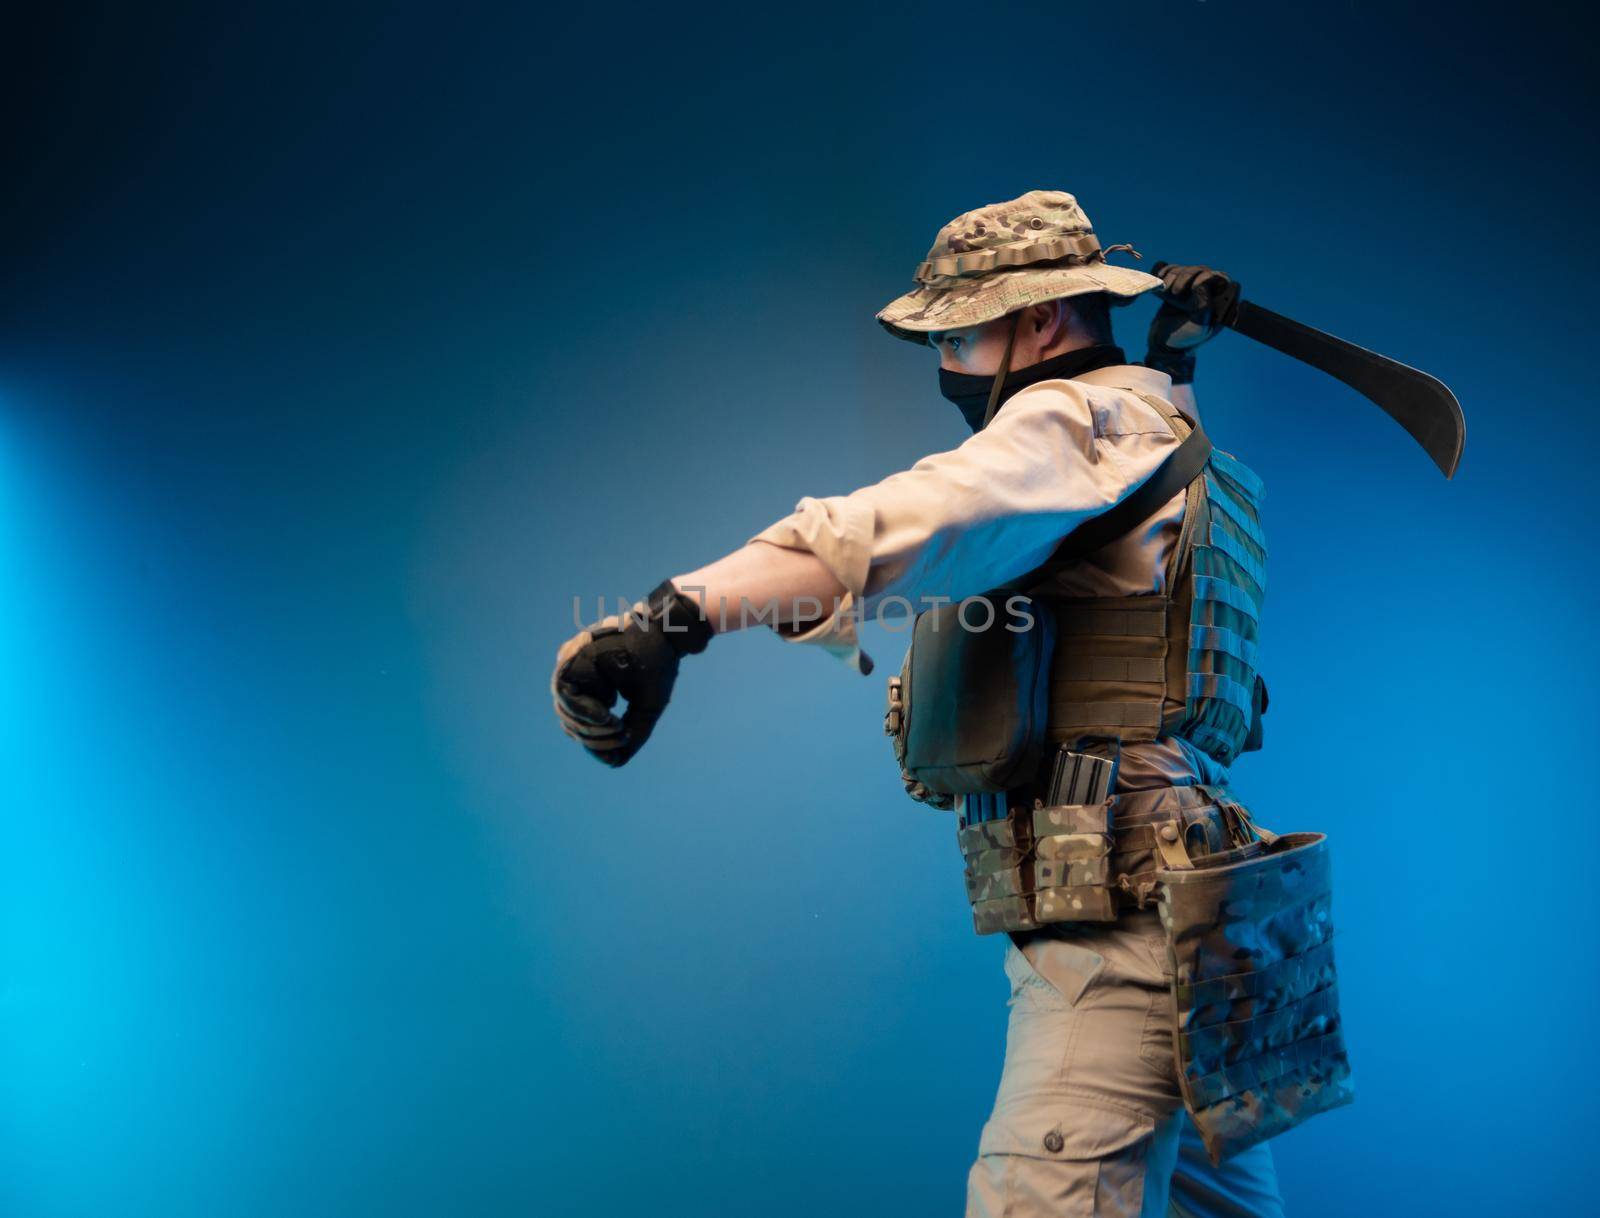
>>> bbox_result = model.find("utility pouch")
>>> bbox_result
[891,595,1055,796]
[957,797,1119,935]
[1157,831,1354,1164]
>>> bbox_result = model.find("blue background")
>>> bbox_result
[4,3,1594,1214]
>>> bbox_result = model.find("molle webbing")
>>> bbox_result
[1045,596,1175,742]
[1036,439,1268,767]
[959,804,1117,931]
[1159,832,1353,1164]
[1175,453,1268,766]
[957,783,1254,936]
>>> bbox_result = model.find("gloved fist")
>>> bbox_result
[551,581,714,768]
[1145,263,1241,384]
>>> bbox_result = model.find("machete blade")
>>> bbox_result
[1227,299,1465,479]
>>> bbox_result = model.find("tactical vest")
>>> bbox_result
[1032,416,1268,769]
[947,404,1271,934]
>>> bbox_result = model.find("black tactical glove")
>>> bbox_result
[1145,263,1241,385]
[551,580,714,768]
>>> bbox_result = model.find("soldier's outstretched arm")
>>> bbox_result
[671,542,847,633]
[550,544,846,768]
[550,374,1176,766]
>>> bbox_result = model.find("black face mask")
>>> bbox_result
[939,343,1128,433]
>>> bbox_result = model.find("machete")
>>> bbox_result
[1222,298,1466,479]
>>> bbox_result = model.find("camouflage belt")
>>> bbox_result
[957,782,1256,936]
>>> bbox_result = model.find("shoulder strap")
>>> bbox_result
[1043,419,1212,566]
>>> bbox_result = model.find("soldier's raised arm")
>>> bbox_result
[1143,261,1241,419]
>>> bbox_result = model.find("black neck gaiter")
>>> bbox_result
[939,344,1128,433]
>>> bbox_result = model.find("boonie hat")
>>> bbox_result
[877,189,1160,343]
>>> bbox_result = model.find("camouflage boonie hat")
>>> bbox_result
[877,189,1162,344]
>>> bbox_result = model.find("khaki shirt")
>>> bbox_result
[750,363,1228,788]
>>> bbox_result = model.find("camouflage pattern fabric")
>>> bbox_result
[1157,832,1354,1164]
[955,784,1253,936]
[959,815,1040,934]
[1029,803,1118,920]
[1172,451,1269,766]
[958,801,1121,932]
[877,190,1161,344]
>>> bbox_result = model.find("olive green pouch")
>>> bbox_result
[893,595,1055,796]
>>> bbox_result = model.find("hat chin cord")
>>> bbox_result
[979,312,1024,429]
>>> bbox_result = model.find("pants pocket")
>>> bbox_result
[967,1094,1158,1218]
[1006,936,1106,1012]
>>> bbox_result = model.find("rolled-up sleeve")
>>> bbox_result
[749,379,1180,670]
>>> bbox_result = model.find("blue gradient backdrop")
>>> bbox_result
[3,4,1595,1215]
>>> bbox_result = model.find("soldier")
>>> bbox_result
[552,190,1350,1216]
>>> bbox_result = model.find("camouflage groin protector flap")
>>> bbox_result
[1157,832,1354,1163]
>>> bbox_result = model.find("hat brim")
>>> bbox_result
[876,262,1162,345]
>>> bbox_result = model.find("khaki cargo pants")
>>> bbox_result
[966,911,1284,1218]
